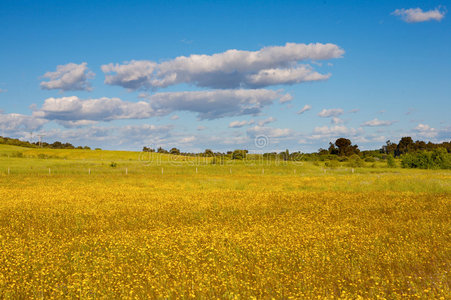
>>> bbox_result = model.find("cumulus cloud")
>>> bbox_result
[101,61,157,91]
[145,89,289,120]
[33,89,288,125]
[246,65,330,87]
[362,118,396,127]
[0,113,47,131]
[40,62,95,91]
[414,123,438,138]
[35,96,153,122]
[318,108,343,118]
[102,43,344,90]
[392,7,446,23]
[297,104,312,115]
[0,88,7,93]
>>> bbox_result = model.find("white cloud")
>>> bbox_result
[0,88,7,93]
[310,125,363,140]
[363,135,387,143]
[313,125,351,136]
[414,123,437,138]
[38,123,173,148]
[170,115,180,120]
[318,108,343,118]
[36,96,153,123]
[40,62,95,91]
[33,89,288,125]
[0,113,48,133]
[331,117,344,125]
[101,61,157,91]
[362,118,396,127]
[247,125,292,138]
[197,126,206,131]
[257,117,276,126]
[56,120,99,128]
[145,89,289,120]
[297,104,312,115]
[392,7,446,23]
[102,42,344,90]
[229,120,254,128]
[279,93,293,103]
[246,65,330,87]
[180,136,196,144]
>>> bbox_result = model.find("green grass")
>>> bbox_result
[1,144,450,194]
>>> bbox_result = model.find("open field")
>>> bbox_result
[0,146,450,298]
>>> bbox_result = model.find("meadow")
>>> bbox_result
[0,145,450,298]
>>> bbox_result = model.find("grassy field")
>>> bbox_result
[0,145,450,298]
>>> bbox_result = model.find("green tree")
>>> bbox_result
[232,150,247,160]
[333,138,360,156]
[170,147,181,155]
[204,149,214,157]
[395,137,414,156]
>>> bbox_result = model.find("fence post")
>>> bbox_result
[7,167,10,175]
[126,168,128,175]
[49,168,51,175]
[161,167,164,174]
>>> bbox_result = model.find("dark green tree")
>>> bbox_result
[395,137,414,156]
[334,138,360,156]
[170,147,181,155]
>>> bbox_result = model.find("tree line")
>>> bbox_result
[145,136,451,169]
[1,134,449,169]
[0,136,91,150]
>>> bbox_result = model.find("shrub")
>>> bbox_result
[324,160,340,169]
[401,148,451,169]
[387,155,396,168]
[347,155,365,168]
[110,162,117,168]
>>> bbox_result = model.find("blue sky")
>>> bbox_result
[0,0,450,152]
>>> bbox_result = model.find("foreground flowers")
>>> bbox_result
[0,172,449,298]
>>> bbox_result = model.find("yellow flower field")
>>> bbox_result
[0,172,450,298]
